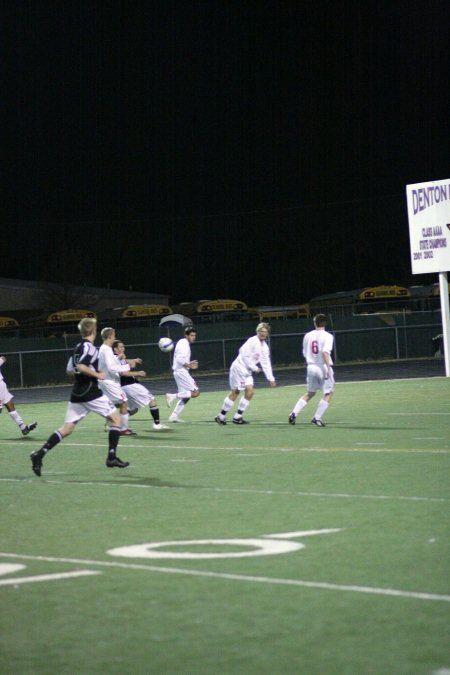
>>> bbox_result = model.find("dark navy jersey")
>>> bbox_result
[70,339,102,402]
[117,357,137,386]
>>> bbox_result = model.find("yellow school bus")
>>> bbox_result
[121,305,172,318]
[0,316,19,328]
[47,309,97,323]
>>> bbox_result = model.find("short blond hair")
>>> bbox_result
[256,322,271,333]
[101,327,115,340]
[78,317,97,338]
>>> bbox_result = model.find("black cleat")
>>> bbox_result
[214,415,227,425]
[311,417,325,427]
[232,418,249,425]
[288,413,296,425]
[30,450,44,476]
[22,422,38,436]
[106,456,130,468]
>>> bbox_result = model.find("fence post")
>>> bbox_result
[222,339,226,370]
[19,352,24,387]
[402,309,408,359]
[394,327,400,359]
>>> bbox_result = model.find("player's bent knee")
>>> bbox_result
[109,413,121,427]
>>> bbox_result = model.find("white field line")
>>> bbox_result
[414,437,445,440]
[0,551,448,603]
[387,412,450,415]
[1,441,448,455]
[0,477,447,502]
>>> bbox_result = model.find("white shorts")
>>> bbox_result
[64,396,117,424]
[173,368,198,394]
[122,383,154,409]
[0,380,13,405]
[99,380,128,405]
[306,364,335,395]
[229,361,253,391]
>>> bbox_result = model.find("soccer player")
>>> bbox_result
[0,355,37,436]
[98,327,145,436]
[288,313,335,427]
[214,322,276,425]
[30,317,129,477]
[113,339,169,431]
[165,327,199,422]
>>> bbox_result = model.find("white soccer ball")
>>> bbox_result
[158,337,174,353]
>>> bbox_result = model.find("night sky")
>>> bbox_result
[3,0,450,306]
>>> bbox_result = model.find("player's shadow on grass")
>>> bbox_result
[64,475,191,488]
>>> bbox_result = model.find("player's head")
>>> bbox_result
[112,339,125,355]
[78,317,97,338]
[256,322,271,340]
[101,326,116,342]
[184,327,197,342]
[313,314,327,328]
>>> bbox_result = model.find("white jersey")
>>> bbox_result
[172,338,192,372]
[98,343,129,383]
[0,356,13,405]
[232,335,275,382]
[303,329,334,366]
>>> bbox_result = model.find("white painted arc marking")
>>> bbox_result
[108,539,305,560]
[0,552,448,603]
[0,570,100,586]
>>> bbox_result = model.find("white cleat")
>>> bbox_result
[166,393,177,408]
[153,423,170,431]
[168,414,184,423]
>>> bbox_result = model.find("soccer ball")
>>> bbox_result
[158,337,174,353]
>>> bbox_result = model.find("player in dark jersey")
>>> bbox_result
[30,317,129,476]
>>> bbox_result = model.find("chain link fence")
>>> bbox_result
[0,321,443,388]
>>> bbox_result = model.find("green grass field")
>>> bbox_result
[1,377,449,674]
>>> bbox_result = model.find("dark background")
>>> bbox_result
[2,0,449,306]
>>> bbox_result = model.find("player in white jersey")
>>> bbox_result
[113,339,169,431]
[98,327,145,435]
[288,314,335,427]
[215,322,276,425]
[0,356,37,435]
[165,327,199,422]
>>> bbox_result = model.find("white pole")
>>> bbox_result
[439,271,450,377]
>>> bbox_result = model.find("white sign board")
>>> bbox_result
[406,178,450,274]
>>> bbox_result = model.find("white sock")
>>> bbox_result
[314,400,329,420]
[120,413,129,431]
[174,400,185,416]
[9,410,25,429]
[234,397,250,418]
[293,399,308,416]
[222,396,234,413]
